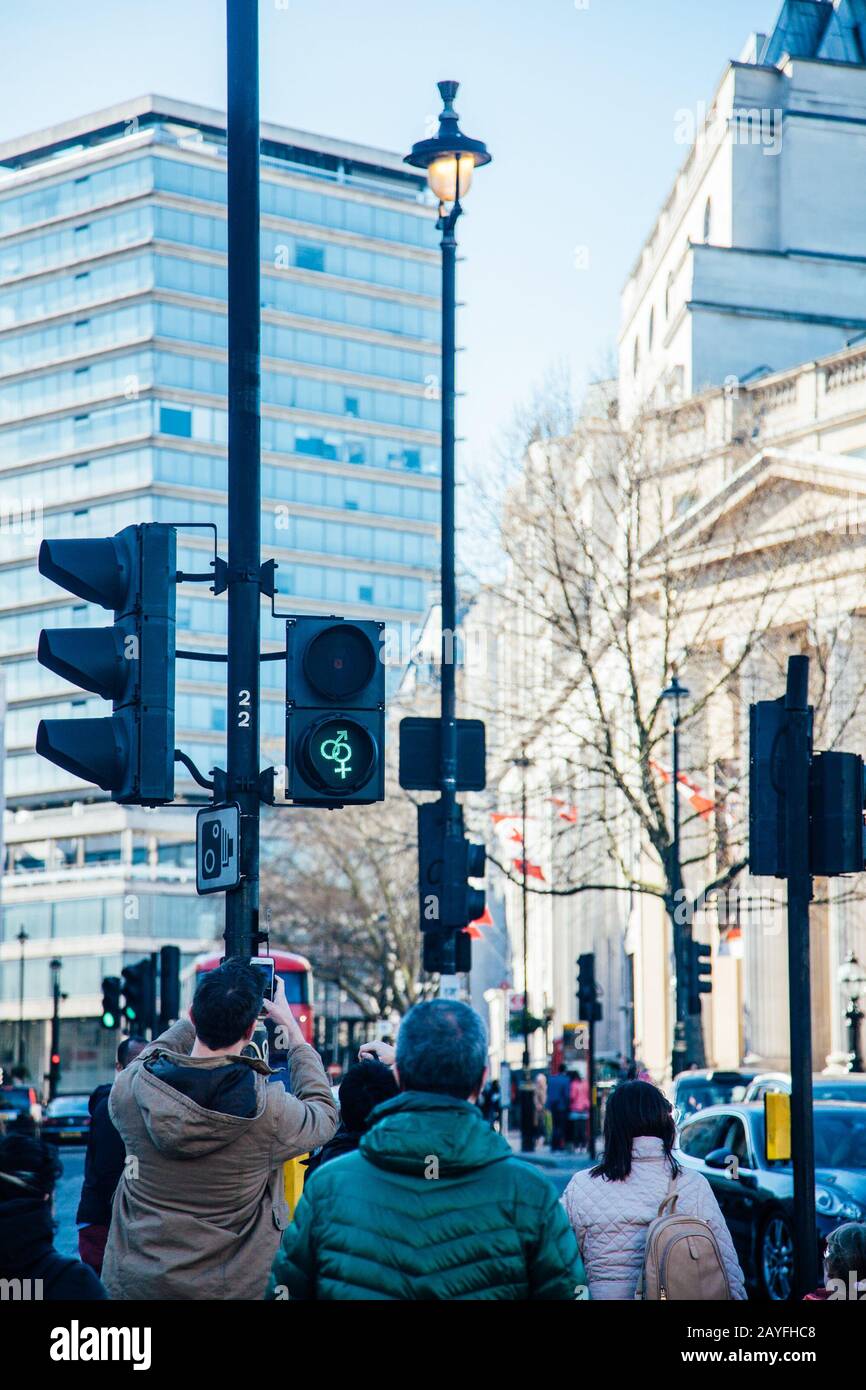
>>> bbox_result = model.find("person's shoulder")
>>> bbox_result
[497,1154,561,1206]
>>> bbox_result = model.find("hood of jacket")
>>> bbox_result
[0,1196,54,1274]
[359,1090,511,1177]
[129,1049,265,1158]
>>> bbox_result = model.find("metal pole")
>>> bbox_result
[16,927,27,1071]
[224,0,262,962]
[670,695,688,1077]
[847,1000,864,1073]
[518,756,535,1151]
[437,201,460,978]
[784,654,819,1298]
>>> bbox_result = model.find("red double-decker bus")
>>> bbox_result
[193,949,314,1045]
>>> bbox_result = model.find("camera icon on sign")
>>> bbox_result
[202,820,234,881]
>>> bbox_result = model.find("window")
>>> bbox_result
[703,196,712,242]
[344,395,360,418]
[679,1116,724,1160]
[633,338,640,378]
[358,584,373,602]
[719,1117,752,1168]
[294,243,325,273]
[648,308,655,350]
[159,405,192,438]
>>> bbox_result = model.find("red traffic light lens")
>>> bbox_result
[303,624,376,701]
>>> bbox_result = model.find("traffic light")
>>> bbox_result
[101,976,121,1030]
[418,798,485,973]
[809,751,866,877]
[121,958,155,1034]
[689,939,712,1013]
[35,523,177,804]
[285,617,385,805]
[750,697,866,879]
[576,953,602,1023]
[159,945,181,1030]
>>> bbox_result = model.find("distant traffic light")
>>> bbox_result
[689,940,712,1013]
[159,945,181,1030]
[418,798,485,973]
[101,976,121,1030]
[576,953,602,1022]
[35,524,177,804]
[121,958,155,1034]
[285,617,385,805]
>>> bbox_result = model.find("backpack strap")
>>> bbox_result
[634,1170,679,1299]
[657,1170,679,1217]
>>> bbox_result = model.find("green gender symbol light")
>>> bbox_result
[301,715,377,794]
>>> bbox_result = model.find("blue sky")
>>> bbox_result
[2,0,781,470]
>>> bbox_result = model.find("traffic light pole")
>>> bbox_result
[48,958,62,1102]
[224,0,263,962]
[784,655,819,1298]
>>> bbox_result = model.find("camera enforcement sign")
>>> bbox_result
[196,803,241,895]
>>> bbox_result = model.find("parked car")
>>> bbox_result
[0,1083,42,1133]
[41,1094,92,1144]
[678,1101,866,1300]
[744,1072,866,1104]
[671,1068,758,1118]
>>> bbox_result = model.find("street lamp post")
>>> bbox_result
[406,84,491,976]
[16,927,28,1073]
[513,754,535,1152]
[838,952,866,1073]
[661,675,691,1078]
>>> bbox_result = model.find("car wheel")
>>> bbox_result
[758,1213,795,1301]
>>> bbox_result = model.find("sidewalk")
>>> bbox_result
[506,1133,595,1175]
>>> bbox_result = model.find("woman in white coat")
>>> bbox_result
[561,1080,747,1300]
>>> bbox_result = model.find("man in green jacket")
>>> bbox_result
[266,999,587,1301]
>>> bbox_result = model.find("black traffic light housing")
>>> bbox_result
[577,952,602,1023]
[418,797,485,973]
[159,945,181,1031]
[750,696,866,879]
[809,751,866,877]
[285,617,385,805]
[121,958,155,1035]
[101,976,121,1030]
[689,939,712,1013]
[36,524,177,804]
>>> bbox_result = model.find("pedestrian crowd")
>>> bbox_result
[1,961,864,1302]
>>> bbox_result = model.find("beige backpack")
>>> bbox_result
[634,1174,732,1300]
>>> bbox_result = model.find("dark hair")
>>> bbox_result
[591,1080,679,1182]
[0,1136,61,1200]
[338,1060,399,1133]
[191,960,262,1050]
[117,1036,147,1068]
[396,999,487,1100]
[825,1222,866,1284]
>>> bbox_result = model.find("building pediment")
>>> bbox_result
[643,447,866,569]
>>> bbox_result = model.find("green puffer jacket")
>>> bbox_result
[265,1091,588,1301]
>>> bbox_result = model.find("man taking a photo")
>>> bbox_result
[102,960,337,1300]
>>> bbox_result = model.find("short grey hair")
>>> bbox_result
[396,999,488,1100]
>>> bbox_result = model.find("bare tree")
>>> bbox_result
[260,789,434,1020]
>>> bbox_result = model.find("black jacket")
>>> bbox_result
[0,1196,106,1299]
[76,1082,126,1227]
[303,1124,362,1181]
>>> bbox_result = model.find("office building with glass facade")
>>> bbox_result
[0,97,440,1086]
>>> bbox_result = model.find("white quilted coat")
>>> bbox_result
[561,1137,747,1300]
